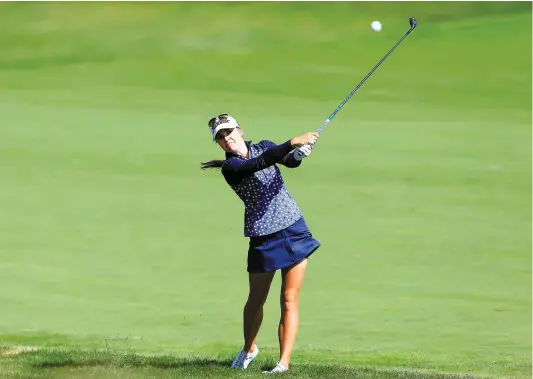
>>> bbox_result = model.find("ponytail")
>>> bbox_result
[200,159,225,170]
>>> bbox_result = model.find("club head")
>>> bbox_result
[409,17,418,28]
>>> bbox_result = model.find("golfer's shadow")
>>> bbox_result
[142,357,233,369]
[37,355,279,373]
[37,356,234,369]
[156,358,275,372]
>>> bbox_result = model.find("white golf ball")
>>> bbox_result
[371,20,382,32]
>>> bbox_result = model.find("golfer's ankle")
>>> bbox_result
[243,340,256,353]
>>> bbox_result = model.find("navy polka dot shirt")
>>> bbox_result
[222,140,303,237]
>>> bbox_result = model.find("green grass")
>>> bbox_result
[0,2,531,379]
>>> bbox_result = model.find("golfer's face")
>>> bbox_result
[216,128,241,152]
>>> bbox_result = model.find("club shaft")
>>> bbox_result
[317,24,416,134]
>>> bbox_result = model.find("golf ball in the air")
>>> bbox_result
[371,20,382,32]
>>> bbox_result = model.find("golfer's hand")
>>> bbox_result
[291,132,319,148]
[293,144,313,161]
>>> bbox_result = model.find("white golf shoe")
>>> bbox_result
[231,344,259,370]
[262,361,288,374]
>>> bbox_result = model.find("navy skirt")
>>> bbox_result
[247,217,321,273]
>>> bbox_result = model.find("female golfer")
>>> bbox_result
[201,113,321,374]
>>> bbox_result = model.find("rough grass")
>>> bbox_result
[2,349,485,379]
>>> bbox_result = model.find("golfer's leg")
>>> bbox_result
[278,258,308,367]
[243,271,275,353]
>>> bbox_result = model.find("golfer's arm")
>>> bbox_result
[278,150,302,168]
[260,140,301,168]
[222,140,294,184]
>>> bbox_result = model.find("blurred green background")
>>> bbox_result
[0,2,531,378]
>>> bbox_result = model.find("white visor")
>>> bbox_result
[210,115,240,140]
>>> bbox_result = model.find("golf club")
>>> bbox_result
[316,17,418,135]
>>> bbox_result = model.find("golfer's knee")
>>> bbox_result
[282,289,299,311]
[246,293,267,310]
